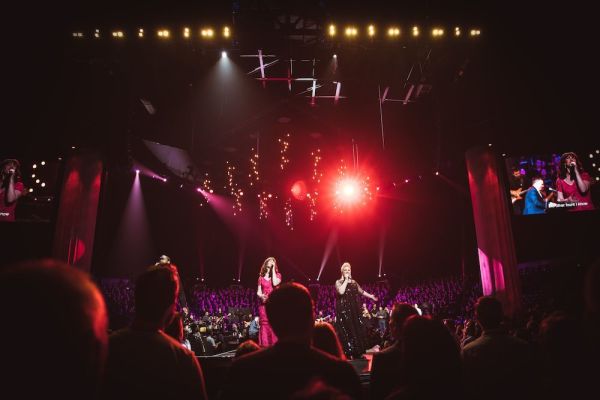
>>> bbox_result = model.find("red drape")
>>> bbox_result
[52,153,103,272]
[466,147,521,317]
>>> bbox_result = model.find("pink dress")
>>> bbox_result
[0,181,24,222]
[258,273,281,347]
[556,172,595,211]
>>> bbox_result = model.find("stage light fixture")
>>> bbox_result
[387,27,400,37]
[183,27,190,38]
[41,182,46,187]
[412,26,420,37]
[432,28,444,37]
[29,188,33,193]
[368,25,376,37]
[454,27,461,36]
[221,50,227,58]
[201,28,214,38]
[333,54,337,58]
[328,24,336,37]
[112,31,124,38]
[223,26,231,37]
[135,169,140,174]
[72,32,84,38]
[158,29,170,38]
[435,171,439,176]
[31,174,35,178]
[344,26,357,37]
[94,29,100,38]
[35,179,40,184]
[138,28,144,38]
[470,29,481,36]
[41,161,45,165]
[32,164,37,169]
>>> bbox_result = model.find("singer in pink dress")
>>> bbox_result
[555,152,594,211]
[257,257,282,346]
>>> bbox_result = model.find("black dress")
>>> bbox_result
[335,280,368,358]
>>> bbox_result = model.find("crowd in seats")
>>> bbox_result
[100,275,482,334]
[6,258,596,399]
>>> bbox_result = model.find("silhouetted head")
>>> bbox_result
[266,282,314,342]
[475,296,504,331]
[402,316,462,391]
[389,302,419,339]
[235,340,261,358]
[0,259,108,399]
[312,322,345,359]
[135,265,179,327]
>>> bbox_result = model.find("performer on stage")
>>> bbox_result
[555,152,594,211]
[508,166,526,215]
[257,256,281,346]
[155,255,189,314]
[335,262,378,359]
[523,177,548,215]
[0,159,24,222]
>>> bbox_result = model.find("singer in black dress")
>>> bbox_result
[335,262,378,358]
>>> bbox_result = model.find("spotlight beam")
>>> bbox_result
[317,229,338,281]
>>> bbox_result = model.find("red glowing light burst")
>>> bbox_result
[336,178,361,204]
[291,180,307,200]
[327,170,378,216]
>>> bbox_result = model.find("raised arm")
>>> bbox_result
[357,283,378,301]
[272,271,281,287]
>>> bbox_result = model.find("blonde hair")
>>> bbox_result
[340,262,351,274]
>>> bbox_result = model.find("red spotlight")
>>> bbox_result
[291,180,307,200]
[335,178,361,204]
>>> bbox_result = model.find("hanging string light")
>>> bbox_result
[311,149,322,183]
[249,147,260,186]
[284,197,294,230]
[308,194,318,221]
[278,133,291,170]
[202,173,213,193]
[258,191,274,220]
[308,148,322,221]
[225,161,243,215]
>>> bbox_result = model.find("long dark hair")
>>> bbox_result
[558,152,584,180]
[1,159,22,190]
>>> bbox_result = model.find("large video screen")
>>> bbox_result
[1,157,61,223]
[505,151,599,215]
